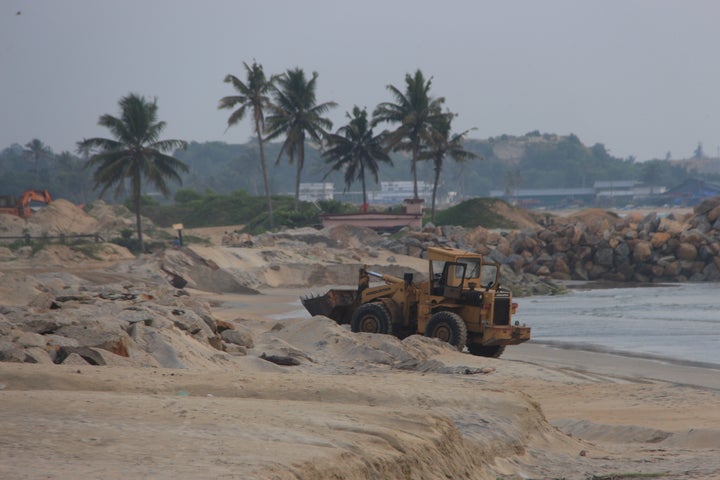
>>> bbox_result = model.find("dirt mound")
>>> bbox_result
[434,198,541,230]
[0,199,115,238]
[1,199,98,237]
[490,200,542,230]
[324,224,384,248]
[83,199,137,234]
[255,315,468,373]
[558,208,621,231]
[29,199,99,234]
[30,244,135,265]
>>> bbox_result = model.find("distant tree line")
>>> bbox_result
[2,60,716,246]
[0,132,707,207]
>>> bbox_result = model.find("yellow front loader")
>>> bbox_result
[302,246,530,357]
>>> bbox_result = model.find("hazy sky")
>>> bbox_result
[2,0,719,161]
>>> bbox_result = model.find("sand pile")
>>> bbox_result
[0,198,154,241]
[0,199,99,237]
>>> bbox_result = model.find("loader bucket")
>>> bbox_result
[301,293,334,317]
[301,289,357,325]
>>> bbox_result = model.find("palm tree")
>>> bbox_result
[24,138,52,180]
[323,106,392,211]
[265,67,336,210]
[78,93,188,253]
[503,169,522,205]
[219,61,277,227]
[373,69,446,200]
[421,113,479,221]
[56,151,92,204]
[642,160,662,195]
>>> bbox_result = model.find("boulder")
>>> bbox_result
[676,243,698,261]
[11,330,47,348]
[694,196,720,216]
[703,262,720,281]
[613,241,631,263]
[632,241,653,262]
[650,232,671,249]
[56,324,131,357]
[658,217,686,235]
[55,346,108,366]
[594,247,614,267]
[221,328,255,348]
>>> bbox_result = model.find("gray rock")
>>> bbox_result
[143,330,186,369]
[61,352,90,366]
[221,328,255,348]
[0,340,28,362]
[56,324,131,357]
[56,347,107,366]
[594,247,614,267]
[43,334,80,348]
[12,330,47,348]
[24,347,54,364]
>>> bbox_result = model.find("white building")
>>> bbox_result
[298,183,334,201]
[367,181,432,204]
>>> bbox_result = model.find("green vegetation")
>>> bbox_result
[141,190,357,234]
[109,228,167,253]
[323,106,392,208]
[265,68,337,210]
[78,93,189,252]
[143,189,517,234]
[373,69,447,199]
[219,61,277,227]
[1,63,716,223]
[432,198,519,229]
[420,113,478,221]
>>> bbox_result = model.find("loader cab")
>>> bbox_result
[429,247,483,296]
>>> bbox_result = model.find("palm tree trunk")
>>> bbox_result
[133,184,144,253]
[361,168,368,213]
[411,144,419,199]
[432,167,440,221]
[255,120,274,228]
[294,146,304,211]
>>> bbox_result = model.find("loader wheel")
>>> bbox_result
[425,311,467,351]
[468,345,506,358]
[351,303,392,335]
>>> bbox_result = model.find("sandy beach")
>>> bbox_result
[3,284,719,479]
[2,202,719,479]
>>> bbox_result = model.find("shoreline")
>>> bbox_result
[205,287,720,391]
[504,342,720,390]
[530,339,720,371]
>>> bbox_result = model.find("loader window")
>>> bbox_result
[481,263,499,289]
[456,258,480,280]
[430,260,446,295]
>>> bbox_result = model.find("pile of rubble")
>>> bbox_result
[0,279,254,368]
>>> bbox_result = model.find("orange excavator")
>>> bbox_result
[0,189,52,218]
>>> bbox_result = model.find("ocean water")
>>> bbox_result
[516,283,720,367]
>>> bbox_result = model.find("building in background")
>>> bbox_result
[298,182,334,202]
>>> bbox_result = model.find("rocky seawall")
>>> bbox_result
[381,197,720,283]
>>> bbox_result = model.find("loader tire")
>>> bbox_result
[425,311,467,351]
[351,303,392,335]
[468,345,506,358]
